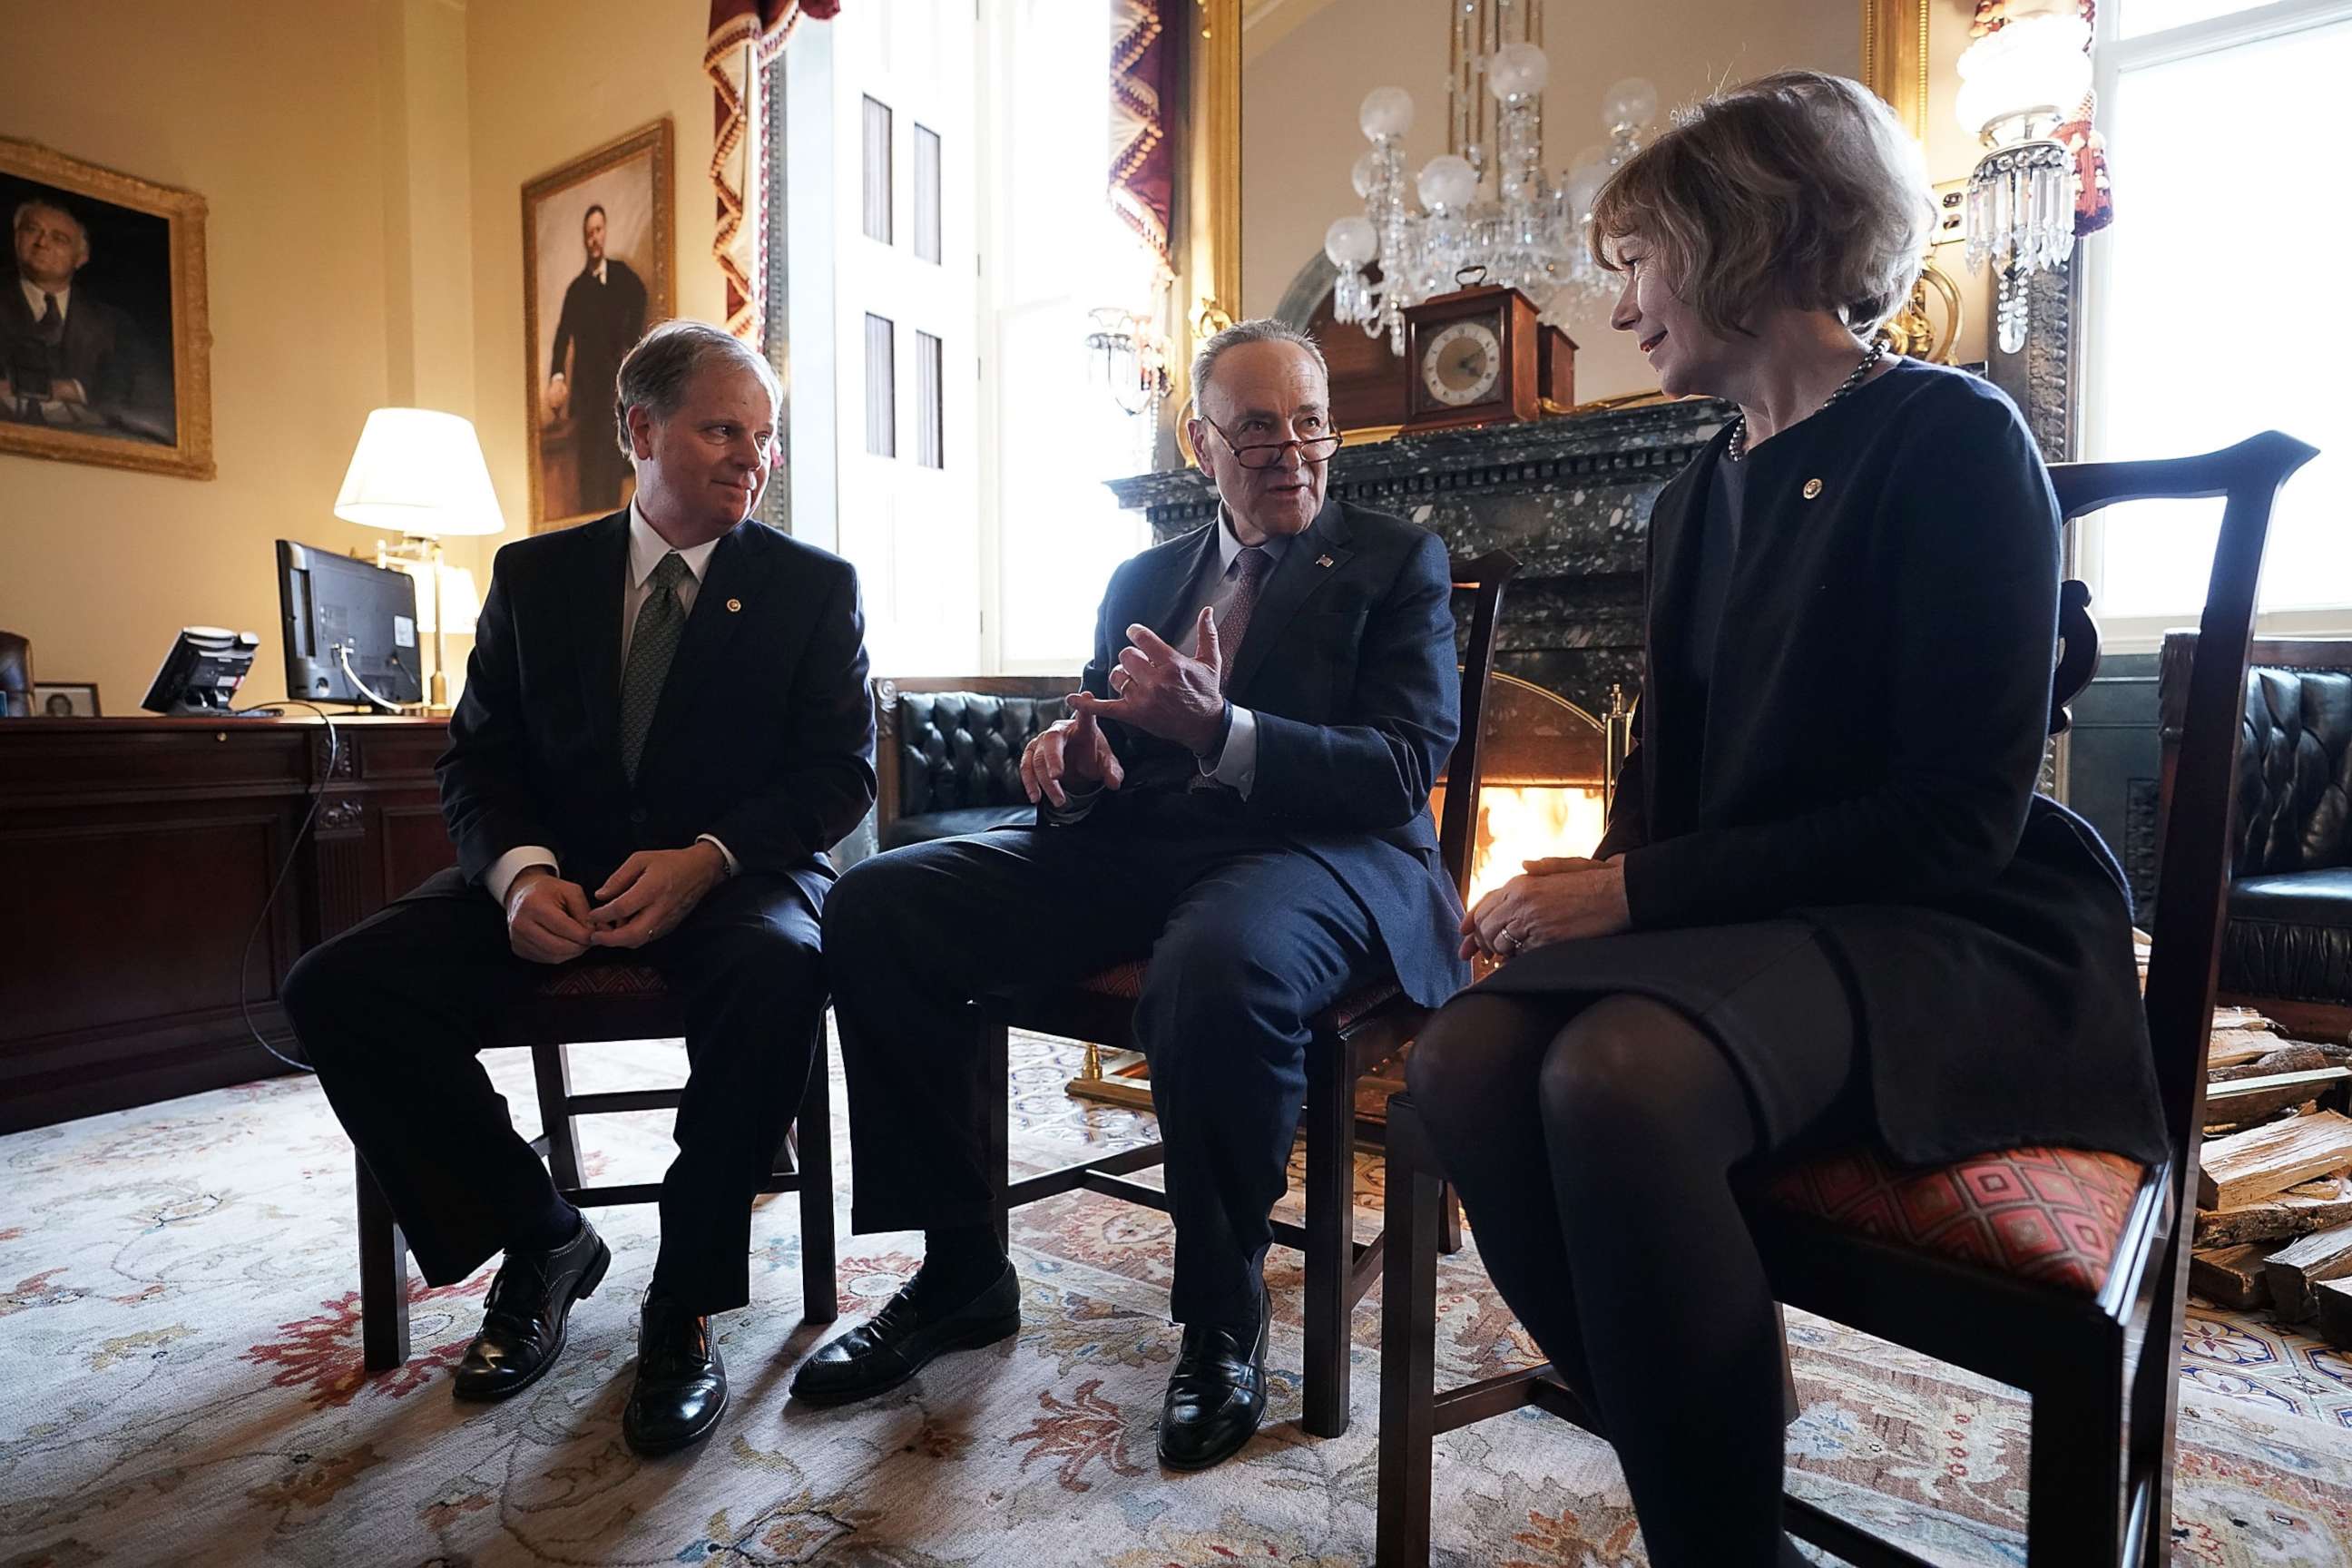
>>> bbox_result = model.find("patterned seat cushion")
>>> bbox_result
[534,963,670,998]
[1073,961,1405,1031]
[1764,1144,2148,1296]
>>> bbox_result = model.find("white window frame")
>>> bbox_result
[2079,0,2352,653]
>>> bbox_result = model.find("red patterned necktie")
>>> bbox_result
[1215,545,1273,691]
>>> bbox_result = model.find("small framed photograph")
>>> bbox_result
[521,119,673,534]
[1,137,212,480]
[34,681,101,717]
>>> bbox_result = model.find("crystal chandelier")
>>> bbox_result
[1322,0,1654,355]
[1955,8,2092,352]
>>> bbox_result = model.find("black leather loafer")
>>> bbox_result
[789,1260,1020,1406]
[622,1298,728,1456]
[451,1216,609,1402]
[1157,1281,1269,1471]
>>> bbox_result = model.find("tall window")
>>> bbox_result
[916,330,946,467]
[982,0,1155,669]
[2084,0,2350,629]
[861,95,893,243]
[864,313,896,456]
[914,124,944,264]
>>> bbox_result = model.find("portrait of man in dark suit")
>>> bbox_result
[0,194,167,442]
[797,318,1469,1471]
[284,319,874,1457]
[543,202,648,515]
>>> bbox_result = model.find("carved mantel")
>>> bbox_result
[1106,399,1734,717]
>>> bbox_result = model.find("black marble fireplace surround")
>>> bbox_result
[1105,399,1735,723]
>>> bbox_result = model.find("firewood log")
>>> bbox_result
[2189,1244,2272,1309]
[2198,1111,2352,1210]
[2317,1278,2352,1349]
[2262,1220,2352,1322]
[2192,1178,2352,1247]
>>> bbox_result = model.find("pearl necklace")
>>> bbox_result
[1725,340,1886,464]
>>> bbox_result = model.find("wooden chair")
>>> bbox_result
[975,549,1519,1438]
[357,961,838,1370]
[1377,430,2321,1567]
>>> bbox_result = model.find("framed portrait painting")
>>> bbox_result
[0,139,213,480]
[522,119,674,534]
[33,681,100,717]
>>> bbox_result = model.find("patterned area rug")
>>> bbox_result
[5,1030,2352,1568]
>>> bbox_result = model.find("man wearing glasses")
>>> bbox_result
[797,319,1467,1471]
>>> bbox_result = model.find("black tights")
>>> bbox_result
[1406,992,1856,1568]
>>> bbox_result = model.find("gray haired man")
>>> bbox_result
[285,320,875,1455]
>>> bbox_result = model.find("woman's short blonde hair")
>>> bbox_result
[1590,70,1934,338]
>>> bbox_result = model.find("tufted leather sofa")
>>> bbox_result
[872,675,1073,849]
[2161,635,2352,1040]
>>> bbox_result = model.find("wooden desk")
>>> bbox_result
[1,714,458,1132]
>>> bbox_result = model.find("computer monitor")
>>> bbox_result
[276,540,424,710]
[141,627,261,715]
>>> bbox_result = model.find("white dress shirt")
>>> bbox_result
[484,501,740,905]
[20,279,68,324]
[1049,507,1279,823]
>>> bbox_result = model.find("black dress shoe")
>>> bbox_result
[789,1259,1020,1406]
[451,1216,609,1402]
[1158,1281,1269,1471]
[622,1298,728,1455]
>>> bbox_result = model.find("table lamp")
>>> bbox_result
[332,408,505,711]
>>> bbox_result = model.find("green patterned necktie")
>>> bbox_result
[618,551,691,782]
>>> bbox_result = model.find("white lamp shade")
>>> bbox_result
[1488,41,1549,102]
[333,407,506,537]
[1359,86,1416,140]
[1417,154,1479,211]
[1325,215,1378,267]
[1955,12,2092,140]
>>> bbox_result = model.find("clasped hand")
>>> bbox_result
[504,845,727,963]
[1019,608,1229,808]
[1458,856,1633,962]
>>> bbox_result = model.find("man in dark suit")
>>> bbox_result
[794,319,1467,1469]
[2,197,142,431]
[544,203,649,514]
[285,320,874,1456]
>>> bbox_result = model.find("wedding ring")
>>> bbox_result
[1497,927,1524,955]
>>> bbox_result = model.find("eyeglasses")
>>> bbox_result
[1198,412,1344,471]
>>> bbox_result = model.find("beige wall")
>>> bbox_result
[1241,0,1996,402]
[462,0,723,585]
[2,1,410,710]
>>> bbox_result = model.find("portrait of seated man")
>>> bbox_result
[798,318,1471,1472]
[281,319,876,1458]
[0,195,160,438]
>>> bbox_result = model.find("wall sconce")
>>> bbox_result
[1084,305,1173,419]
[1955,8,2092,352]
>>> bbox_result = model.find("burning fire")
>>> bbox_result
[1465,786,1609,908]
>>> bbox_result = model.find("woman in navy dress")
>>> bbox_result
[1406,71,2165,1568]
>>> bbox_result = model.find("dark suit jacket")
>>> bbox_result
[1591,359,2164,1165]
[440,509,877,917]
[0,278,135,414]
[1074,497,1471,1008]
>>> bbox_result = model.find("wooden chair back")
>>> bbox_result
[1438,550,1521,902]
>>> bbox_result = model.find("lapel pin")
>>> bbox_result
[1802,478,1824,500]
[1316,554,1336,569]
[726,597,744,612]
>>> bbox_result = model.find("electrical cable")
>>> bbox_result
[229,699,341,1073]
[336,642,413,715]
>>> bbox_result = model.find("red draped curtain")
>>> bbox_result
[705,0,839,345]
[1109,0,1175,279]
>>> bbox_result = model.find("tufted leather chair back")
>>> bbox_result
[898,691,1072,814]
[2234,665,2352,877]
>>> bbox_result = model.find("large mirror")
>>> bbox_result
[1239,0,1868,431]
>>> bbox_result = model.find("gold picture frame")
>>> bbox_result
[521,119,674,534]
[0,138,212,480]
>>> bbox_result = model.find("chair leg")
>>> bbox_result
[1302,1039,1355,1438]
[2027,1351,2127,1568]
[529,1044,585,1194]
[1777,1303,1799,1426]
[1376,1102,1443,1568]
[981,1001,1012,1254]
[357,1153,410,1372]
[1438,1181,1465,1256]
[2131,1216,2194,1567]
[795,1040,839,1324]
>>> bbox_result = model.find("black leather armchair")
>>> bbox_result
[872,675,1073,849]
[2161,634,2352,1041]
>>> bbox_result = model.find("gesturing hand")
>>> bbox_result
[1068,608,1228,757]
[1020,708,1126,808]
[505,868,594,965]
[587,844,727,949]
[1457,859,1632,962]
